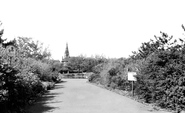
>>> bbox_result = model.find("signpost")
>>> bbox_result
[127,72,137,96]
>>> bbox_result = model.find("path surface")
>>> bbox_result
[28,79,171,113]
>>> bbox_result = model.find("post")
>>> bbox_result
[132,81,134,96]
[128,72,136,97]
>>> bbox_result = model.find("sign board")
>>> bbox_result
[128,72,137,81]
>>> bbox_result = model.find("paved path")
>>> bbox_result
[28,79,171,113]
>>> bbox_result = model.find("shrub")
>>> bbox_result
[0,61,46,112]
[0,24,59,113]
[30,60,53,81]
[135,46,185,111]
[42,81,55,90]
[88,73,101,83]
[0,40,51,112]
[89,59,131,90]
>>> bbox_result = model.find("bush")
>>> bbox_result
[88,31,185,112]
[0,40,54,113]
[88,29,185,112]
[0,63,46,112]
[135,49,185,111]
[42,81,55,90]
[89,59,131,90]
[88,73,101,83]
[30,60,53,81]
[0,24,60,113]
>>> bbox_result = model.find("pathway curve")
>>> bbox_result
[28,79,171,113]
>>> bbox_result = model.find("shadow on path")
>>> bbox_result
[57,80,67,83]
[27,83,65,113]
[54,84,65,90]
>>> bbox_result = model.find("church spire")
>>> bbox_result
[65,43,69,58]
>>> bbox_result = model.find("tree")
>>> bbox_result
[134,30,185,111]
[0,21,58,112]
[66,55,107,72]
[16,37,51,60]
[67,56,84,72]
[132,32,176,60]
[0,22,4,43]
[0,23,21,112]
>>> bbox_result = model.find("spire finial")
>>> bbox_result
[65,42,69,58]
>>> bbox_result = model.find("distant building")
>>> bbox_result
[60,43,85,77]
[62,43,70,67]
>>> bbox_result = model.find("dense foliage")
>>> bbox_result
[135,33,185,111]
[88,28,185,112]
[89,58,132,90]
[0,23,61,113]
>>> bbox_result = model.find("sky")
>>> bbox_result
[0,0,185,60]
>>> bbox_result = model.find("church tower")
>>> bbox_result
[62,43,70,67]
[64,43,69,58]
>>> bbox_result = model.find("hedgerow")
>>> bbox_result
[0,42,47,112]
[0,24,61,113]
[135,42,185,111]
[88,29,185,112]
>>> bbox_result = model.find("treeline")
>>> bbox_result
[66,55,107,72]
[0,23,61,113]
[88,26,185,112]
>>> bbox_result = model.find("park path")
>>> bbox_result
[28,79,171,113]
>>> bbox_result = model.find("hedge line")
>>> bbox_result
[89,31,185,112]
[0,39,61,113]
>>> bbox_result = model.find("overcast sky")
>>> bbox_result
[1,0,185,60]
